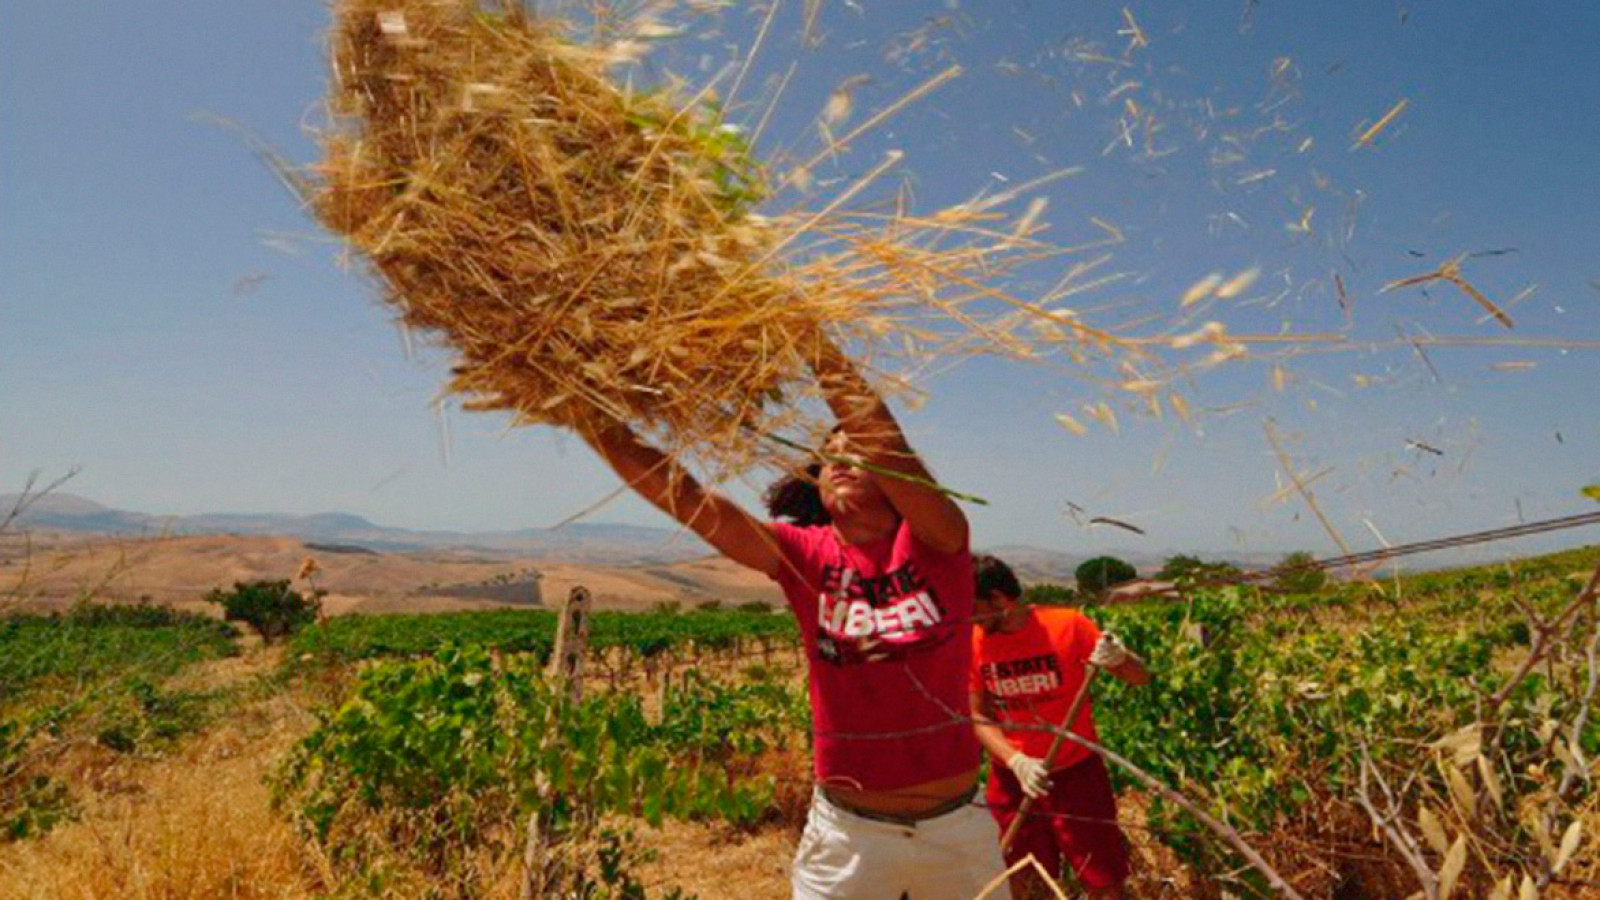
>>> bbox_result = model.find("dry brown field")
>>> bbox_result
[0,529,781,616]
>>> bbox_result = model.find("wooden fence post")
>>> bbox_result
[524,585,590,899]
[521,806,551,900]
[547,585,591,702]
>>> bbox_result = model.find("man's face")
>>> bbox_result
[818,432,890,518]
[974,590,1013,633]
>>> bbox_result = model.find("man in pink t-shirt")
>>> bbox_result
[769,518,979,789]
[580,341,1009,899]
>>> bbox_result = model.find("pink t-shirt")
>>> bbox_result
[768,520,981,791]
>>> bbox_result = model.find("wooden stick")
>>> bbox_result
[1000,661,1101,852]
[973,853,1070,900]
[1063,731,1307,900]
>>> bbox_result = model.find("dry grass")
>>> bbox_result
[0,763,305,900]
[310,0,1099,474]
[0,656,315,900]
[632,819,795,899]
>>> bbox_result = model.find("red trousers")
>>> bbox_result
[986,754,1131,890]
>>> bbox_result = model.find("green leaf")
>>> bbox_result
[642,784,664,827]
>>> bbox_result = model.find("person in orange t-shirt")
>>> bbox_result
[969,554,1150,900]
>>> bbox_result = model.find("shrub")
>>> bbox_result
[94,677,213,753]
[1022,582,1076,606]
[1075,556,1138,597]
[1,719,74,841]
[1270,551,1327,595]
[1,605,237,698]
[1156,554,1242,586]
[205,579,321,643]
[274,645,779,893]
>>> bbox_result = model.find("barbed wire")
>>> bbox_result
[1230,509,1600,582]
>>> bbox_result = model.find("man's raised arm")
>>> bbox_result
[577,420,783,578]
[808,338,968,554]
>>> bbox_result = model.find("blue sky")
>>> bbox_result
[3,1,1598,565]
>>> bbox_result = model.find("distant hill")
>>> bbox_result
[0,492,708,565]
[981,545,1090,584]
[982,543,1286,584]
[1,492,1278,575]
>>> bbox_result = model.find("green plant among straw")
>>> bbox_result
[312,0,1102,475]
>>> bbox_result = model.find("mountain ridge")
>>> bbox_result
[2,492,1275,577]
[1,492,709,565]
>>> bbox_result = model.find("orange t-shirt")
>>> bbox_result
[970,606,1102,771]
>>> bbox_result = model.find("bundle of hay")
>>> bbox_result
[314,0,1071,472]
[317,1,836,463]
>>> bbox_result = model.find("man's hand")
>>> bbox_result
[1005,753,1051,799]
[1089,632,1131,669]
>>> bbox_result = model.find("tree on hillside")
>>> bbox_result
[1271,551,1327,594]
[205,579,321,643]
[1075,556,1138,598]
[1157,554,1243,586]
[1023,582,1076,606]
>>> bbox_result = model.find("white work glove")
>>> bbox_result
[1005,753,1051,799]
[1089,631,1131,669]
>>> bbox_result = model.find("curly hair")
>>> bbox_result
[973,553,1021,601]
[763,462,830,526]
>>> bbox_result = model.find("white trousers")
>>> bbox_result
[791,788,1013,900]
